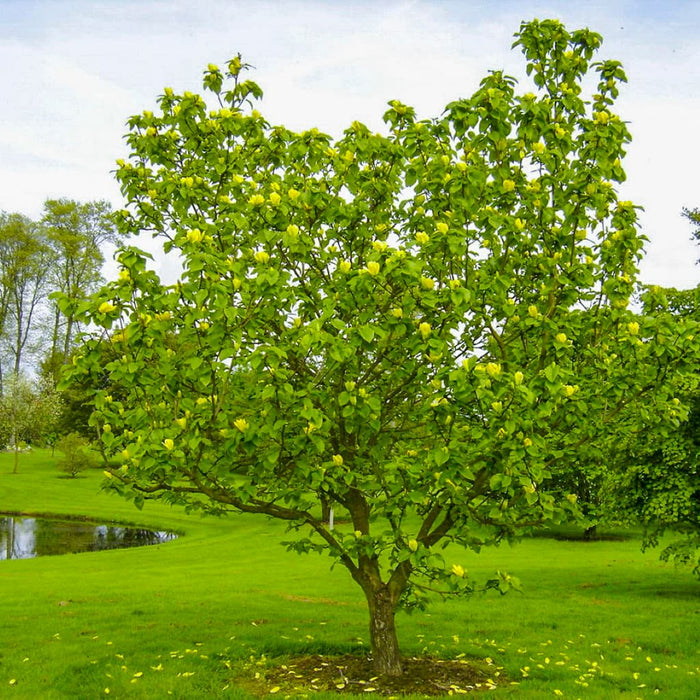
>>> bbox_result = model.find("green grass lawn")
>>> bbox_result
[0,449,698,698]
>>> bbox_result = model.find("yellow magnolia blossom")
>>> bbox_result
[627,321,640,335]
[485,362,502,377]
[451,564,465,578]
[365,261,380,276]
[248,194,265,206]
[268,191,281,206]
[514,218,526,231]
[416,231,430,245]
[555,333,568,344]
[186,228,204,243]
[234,418,249,432]
[254,250,270,264]
[288,187,300,199]
[331,454,344,467]
[98,301,116,314]
[391,307,403,319]
[502,179,515,192]
[532,141,546,154]
[514,371,524,385]
[176,417,187,429]
[372,240,388,252]
[419,322,431,339]
[286,224,299,237]
[435,222,449,234]
[339,260,351,273]
[118,268,131,282]
[163,438,174,451]
[563,384,579,397]
[408,539,418,552]
[420,277,435,291]
[523,437,533,447]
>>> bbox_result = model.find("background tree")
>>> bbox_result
[65,20,697,675]
[610,284,700,575]
[0,213,51,383]
[683,206,700,259]
[0,373,62,473]
[41,198,117,381]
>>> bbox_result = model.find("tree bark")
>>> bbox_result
[364,583,403,676]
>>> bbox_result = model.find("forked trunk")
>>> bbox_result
[365,585,403,676]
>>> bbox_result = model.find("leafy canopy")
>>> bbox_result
[66,20,694,611]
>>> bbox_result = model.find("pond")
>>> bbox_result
[0,514,177,560]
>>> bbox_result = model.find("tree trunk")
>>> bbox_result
[583,524,597,541]
[364,584,403,676]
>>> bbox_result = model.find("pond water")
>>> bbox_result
[0,515,177,560]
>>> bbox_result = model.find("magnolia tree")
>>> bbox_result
[64,20,697,675]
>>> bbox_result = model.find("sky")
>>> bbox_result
[1,0,698,289]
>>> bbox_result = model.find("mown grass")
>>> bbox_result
[0,449,698,698]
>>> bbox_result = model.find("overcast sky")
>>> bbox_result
[1,0,698,288]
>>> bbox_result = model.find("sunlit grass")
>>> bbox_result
[0,450,698,698]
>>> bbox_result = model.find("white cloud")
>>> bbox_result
[0,0,698,288]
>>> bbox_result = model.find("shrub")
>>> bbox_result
[56,432,98,477]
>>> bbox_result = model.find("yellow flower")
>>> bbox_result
[532,142,545,155]
[163,438,174,451]
[176,417,187,429]
[514,218,526,231]
[286,224,299,237]
[563,384,578,397]
[416,231,430,245]
[627,321,640,335]
[408,539,418,552]
[419,322,431,339]
[339,260,351,273]
[485,362,502,377]
[523,437,533,447]
[555,333,568,344]
[343,150,354,162]
[514,371,524,385]
[451,564,465,578]
[99,301,116,314]
[268,191,281,206]
[331,454,344,467]
[248,194,265,206]
[118,268,131,282]
[366,261,380,276]
[186,228,204,243]
[254,250,270,264]
[287,187,300,199]
[391,307,403,319]
[420,277,435,291]
[528,305,540,318]
[491,401,503,412]
[435,222,449,234]
[234,418,249,432]
[502,179,515,192]
[594,110,610,125]
[372,240,388,252]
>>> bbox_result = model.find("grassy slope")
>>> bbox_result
[0,450,698,699]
